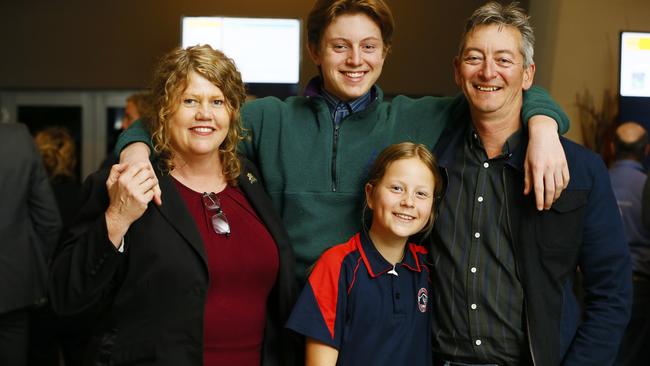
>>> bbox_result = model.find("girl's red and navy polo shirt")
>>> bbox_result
[286,231,433,366]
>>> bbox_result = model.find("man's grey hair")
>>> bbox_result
[459,1,535,68]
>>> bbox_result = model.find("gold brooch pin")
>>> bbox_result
[247,172,257,184]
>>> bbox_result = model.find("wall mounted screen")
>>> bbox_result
[182,17,300,84]
[620,32,650,97]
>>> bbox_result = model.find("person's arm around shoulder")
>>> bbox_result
[238,97,286,165]
[522,86,571,210]
[522,86,570,135]
[239,100,259,162]
[526,115,569,210]
[113,119,153,159]
[114,120,162,205]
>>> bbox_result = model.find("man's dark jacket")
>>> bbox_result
[433,120,632,366]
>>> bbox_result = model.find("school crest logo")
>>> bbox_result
[417,288,428,313]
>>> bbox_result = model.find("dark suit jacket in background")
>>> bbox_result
[50,157,297,366]
[0,122,62,314]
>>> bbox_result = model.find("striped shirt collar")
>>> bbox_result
[320,87,372,115]
[304,77,375,114]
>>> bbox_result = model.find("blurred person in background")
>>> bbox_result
[609,121,650,366]
[33,126,85,366]
[35,127,82,228]
[0,122,61,366]
[122,91,154,131]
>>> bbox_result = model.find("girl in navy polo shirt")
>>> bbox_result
[287,142,442,366]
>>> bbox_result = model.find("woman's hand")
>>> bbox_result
[120,142,162,205]
[525,115,570,210]
[104,162,158,248]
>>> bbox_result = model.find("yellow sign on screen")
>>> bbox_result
[640,38,650,50]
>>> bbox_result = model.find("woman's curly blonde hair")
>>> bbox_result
[34,127,77,179]
[149,45,247,186]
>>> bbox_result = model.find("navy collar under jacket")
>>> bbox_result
[358,230,424,277]
[303,76,382,123]
[320,86,373,126]
[466,123,525,162]
[436,114,528,174]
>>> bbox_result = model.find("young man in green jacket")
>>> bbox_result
[115,0,569,282]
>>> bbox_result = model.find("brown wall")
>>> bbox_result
[5,0,646,144]
[531,0,650,143]
[0,0,500,96]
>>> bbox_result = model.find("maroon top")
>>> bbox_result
[173,178,279,366]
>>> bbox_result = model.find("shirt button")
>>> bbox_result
[471,304,477,310]
[475,339,482,346]
[470,267,477,273]
[474,232,481,238]
[477,196,484,202]
[483,162,489,168]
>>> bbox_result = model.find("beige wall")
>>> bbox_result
[531,0,650,143]
[0,0,489,97]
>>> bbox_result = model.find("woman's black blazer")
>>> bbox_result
[50,157,297,366]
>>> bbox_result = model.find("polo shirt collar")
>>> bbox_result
[357,230,423,278]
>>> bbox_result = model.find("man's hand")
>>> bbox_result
[119,142,161,205]
[104,162,158,247]
[525,115,570,210]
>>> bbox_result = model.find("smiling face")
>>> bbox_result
[365,157,435,244]
[168,71,231,164]
[455,24,535,121]
[309,12,386,102]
